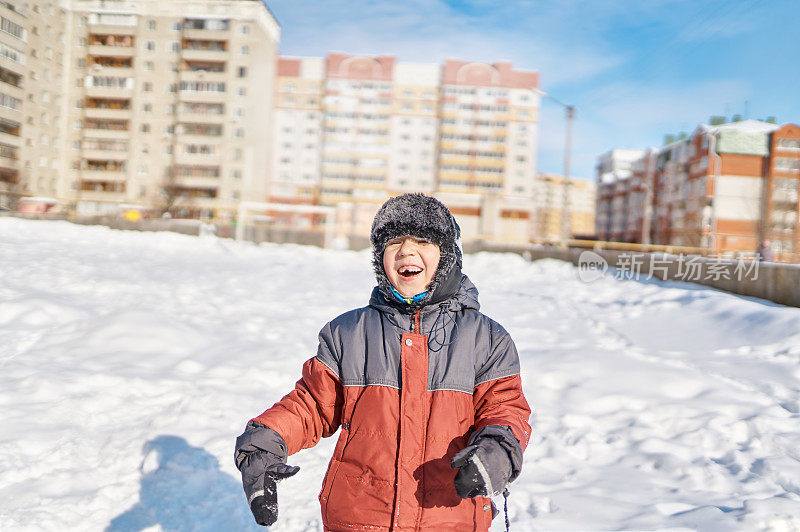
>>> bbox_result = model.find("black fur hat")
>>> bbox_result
[371,193,462,308]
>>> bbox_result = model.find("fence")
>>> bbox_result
[5,213,798,308]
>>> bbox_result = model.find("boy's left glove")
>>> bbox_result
[450,425,523,498]
[235,422,300,526]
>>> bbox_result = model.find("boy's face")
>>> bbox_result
[382,236,441,297]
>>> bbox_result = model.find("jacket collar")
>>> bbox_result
[369,273,480,321]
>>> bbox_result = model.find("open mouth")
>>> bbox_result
[398,265,423,278]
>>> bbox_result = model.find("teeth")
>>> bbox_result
[399,266,422,276]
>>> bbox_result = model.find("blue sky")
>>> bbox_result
[266,0,800,180]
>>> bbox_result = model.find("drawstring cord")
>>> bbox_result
[503,488,510,532]
[428,303,457,353]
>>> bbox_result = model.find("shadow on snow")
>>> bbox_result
[107,435,258,532]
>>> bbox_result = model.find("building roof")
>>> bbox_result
[698,119,781,134]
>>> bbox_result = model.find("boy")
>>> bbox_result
[235,193,531,531]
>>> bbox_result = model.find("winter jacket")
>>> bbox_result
[250,274,531,531]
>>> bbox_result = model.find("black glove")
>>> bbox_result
[248,462,300,526]
[235,422,299,526]
[450,425,522,498]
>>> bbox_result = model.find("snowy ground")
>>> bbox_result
[1,217,799,532]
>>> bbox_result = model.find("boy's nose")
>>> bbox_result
[397,238,418,255]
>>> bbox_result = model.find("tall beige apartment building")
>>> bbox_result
[0,1,26,205]
[271,53,541,239]
[1,0,279,218]
[66,0,279,218]
[0,0,66,206]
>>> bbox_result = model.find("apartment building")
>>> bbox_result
[0,0,67,208]
[67,1,280,218]
[594,149,645,239]
[2,0,279,216]
[270,53,541,239]
[0,1,25,206]
[533,173,596,241]
[597,119,800,259]
[270,56,323,204]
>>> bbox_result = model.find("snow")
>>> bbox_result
[2,217,800,531]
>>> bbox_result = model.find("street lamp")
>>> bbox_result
[531,87,575,245]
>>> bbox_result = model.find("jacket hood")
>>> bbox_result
[369,273,480,318]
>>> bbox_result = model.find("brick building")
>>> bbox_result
[596,119,800,259]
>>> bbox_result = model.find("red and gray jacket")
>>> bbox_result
[251,275,531,531]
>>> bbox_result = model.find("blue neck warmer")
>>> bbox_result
[390,285,428,305]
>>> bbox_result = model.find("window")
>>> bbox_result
[141,124,150,133]
[143,82,152,92]
[143,103,152,112]
[237,87,246,96]
[147,20,156,30]
[145,41,155,51]
[240,45,248,55]
[77,58,85,68]
[172,22,181,31]
[144,61,153,71]
[170,42,180,52]
[0,42,24,64]
[240,24,249,34]
[0,91,21,110]
[775,158,800,171]
[234,127,244,137]
[237,66,247,78]
[777,139,800,150]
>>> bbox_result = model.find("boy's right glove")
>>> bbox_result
[235,422,300,526]
[450,425,523,498]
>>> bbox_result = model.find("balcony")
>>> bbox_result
[81,168,128,182]
[0,153,18,170]
[175,152,222,166]
[82,148,130,160]
[172,175,220,189]
[0,130,21,147]
[78,189,127,202]
[181,29,230,41]
[84,107,131,120]
[82,120,130,139]
[178,90,226,104]
[180,48,228,62]
[177,109,225,124]
[84,86,133,99]
[88,45,136,57]
[87,64,135,78]
[179,69,227,84]
[87,24,137,36]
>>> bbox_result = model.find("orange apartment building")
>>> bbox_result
[597,119,800,259]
